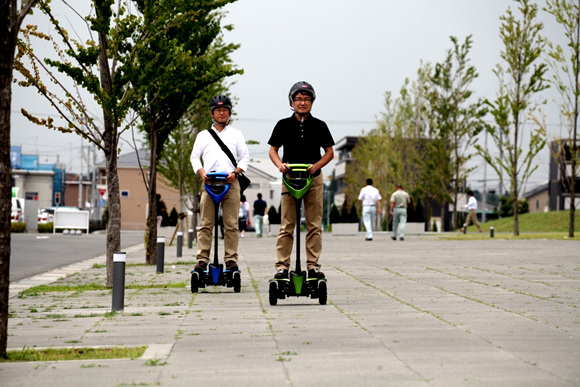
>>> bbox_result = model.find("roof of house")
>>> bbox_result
[523,182,549,198]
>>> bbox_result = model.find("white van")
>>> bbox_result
[11,197,25,223]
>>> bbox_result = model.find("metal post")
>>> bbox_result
[112,252,126,311]
[490,226,494,238]
[463,224,467,234]
[177,231,183,258]
[188,229,193,249]
[157,237,165,273]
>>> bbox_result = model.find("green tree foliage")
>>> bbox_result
[476,0,548,236]
[543,0,580,238]
[430,35,487,231]
[499,196,530,217]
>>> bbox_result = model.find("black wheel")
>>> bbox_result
[233,272,241,293]
[191,272,199,293]
[318,280,327,305]
[269,281,278,306]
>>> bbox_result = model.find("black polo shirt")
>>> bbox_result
[268,114,335,170]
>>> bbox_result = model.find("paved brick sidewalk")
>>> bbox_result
[3,234,580,386]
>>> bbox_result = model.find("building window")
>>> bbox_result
[536,200,539,209]
[121,190,129,198]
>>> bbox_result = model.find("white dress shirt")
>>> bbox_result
[358,185,381,206]
[190,125,250,174]
[466,196,478,211]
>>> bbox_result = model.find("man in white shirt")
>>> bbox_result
[461,190,483,233]
[358,178,382,241]
[190,95,250,273]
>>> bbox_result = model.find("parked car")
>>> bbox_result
[38,207,56,224]
[11,197,24,223]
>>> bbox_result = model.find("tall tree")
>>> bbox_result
[430,35,487,231]
[129,2,242,264]
[476,0,548,235]
[16,0,138,287]
[0,0,39,361]
[544,0,579,238]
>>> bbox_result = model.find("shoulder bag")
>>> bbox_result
[207,129,251,193]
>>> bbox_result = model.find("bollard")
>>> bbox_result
[462,224,466,234]
[490,226,494,238]
[157,236,165,273]
[112,252,126,311]
[177,231,183,258]
[188,229,194,249]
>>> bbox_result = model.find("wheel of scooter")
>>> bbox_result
[269,281,278,306]
[191,272,199,293]
[318,280,327,305]
[233,271,241,293]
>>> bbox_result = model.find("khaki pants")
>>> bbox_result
[197,179,240,264]
[464,209,482,232]
[275,173,323,271]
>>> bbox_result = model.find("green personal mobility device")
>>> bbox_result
[268,164,327,305]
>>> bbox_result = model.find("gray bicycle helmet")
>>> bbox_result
[209,95,232,112]
[288,81,316,106]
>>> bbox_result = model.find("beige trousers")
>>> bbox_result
[275,173,324,271]
[464,209,482,231]
[197,179,240,264]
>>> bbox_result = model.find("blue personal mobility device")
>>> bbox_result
[191,172,241,293]
[268,164,327,305]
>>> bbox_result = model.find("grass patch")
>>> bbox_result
[463,210,579,234]
[442,232,576,241]
[19,282,188,295]
[1,346,147,362]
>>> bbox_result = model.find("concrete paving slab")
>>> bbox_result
[3,234,579,386]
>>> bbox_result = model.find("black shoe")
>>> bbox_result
[308,268,325,279]
[226,260,239,271]
[194,260,207,273]
[400,237,404,241]
[391,236,396,241]
[274,269,288,279]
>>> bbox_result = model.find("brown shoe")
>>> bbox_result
[226,260,239,271]
[274,269,288,279]
[194,260,207,273]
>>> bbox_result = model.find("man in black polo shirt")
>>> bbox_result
[268,81,335,279]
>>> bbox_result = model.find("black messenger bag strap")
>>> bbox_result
[207,128,238,168]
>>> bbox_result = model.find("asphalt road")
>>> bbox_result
[9,230,146,281]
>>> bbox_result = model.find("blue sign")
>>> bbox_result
[10,146,21,169]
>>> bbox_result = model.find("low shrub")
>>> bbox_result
[11,222,26,233]
[38,223,53,233]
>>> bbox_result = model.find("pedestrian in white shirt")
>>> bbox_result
[358,178,382,241]
[461,190,482,233]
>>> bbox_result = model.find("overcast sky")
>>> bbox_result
[11,0,568,194]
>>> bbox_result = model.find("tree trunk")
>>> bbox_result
[146,129,158,265]
[0,25,15,360]
[105,145,121,287]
